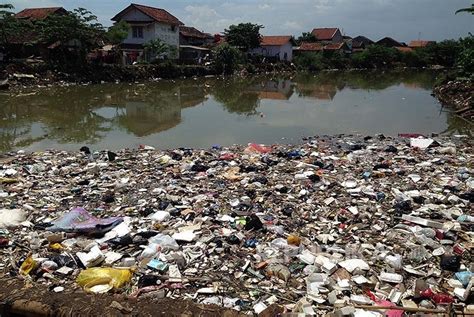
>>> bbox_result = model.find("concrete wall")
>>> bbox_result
[251,43,293,61]
[118,8,180,55]
[154,23,179,48]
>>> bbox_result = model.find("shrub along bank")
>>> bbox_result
[293,37,474,78]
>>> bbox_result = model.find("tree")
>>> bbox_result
[296,32,317,45]
[35,8,105,64]
[224,23,263,51]
[212,43,242,74]
[457,35,474,77]
[456,4,474,14]
[0,3,25,59]
[106,20,130,45]
[143,38,176,61]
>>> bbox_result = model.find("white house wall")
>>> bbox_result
[154,23,179,47]
[117,9,180,52]
[251,43,293,61]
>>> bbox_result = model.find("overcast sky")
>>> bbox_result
[8,0,474,42]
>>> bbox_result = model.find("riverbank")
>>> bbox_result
[0,61,295,91]
[0,135,472,316]
[433,80,474,121]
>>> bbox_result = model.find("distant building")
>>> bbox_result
[408,40,435,48]
[352,36,374,52]
[295,41,351,54]
[111,3,184,64]
[311,28,343,43]
[396,47,413,53]
[376,37,406,48]
[179,26,213,46]
[15,7,68,20]
[11,7,72,58]
[251,36,293,61]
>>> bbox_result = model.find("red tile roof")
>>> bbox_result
[298,42,324,51]
[180,26,208,39]
[396,47,413,52]
[112,3,183,26]
[311,28,339,41]
[298,42,348,52]
[260,36,292,46]
[15,7,67,20]
[324,42,345,50]
[408,40,435,48]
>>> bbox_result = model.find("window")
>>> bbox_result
[132,26,144,38]
[171,25,176,32]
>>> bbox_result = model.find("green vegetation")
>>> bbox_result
[224,23,263,51]
[0,3,26,60]
[35,8,104,64]
[144,38,177,61]
[295,32,317,45]
[294,37,474,79]
[212,43,243,75]
[106,20,130,45]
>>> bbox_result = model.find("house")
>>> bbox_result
[179,26,213,46]
[251,36,293,61]
[408,40,435,49]
[111,3,184,64]
[295,42,351,54]
[311,28,343,43]
[376,37,406,48]
[15,7,68,20]
[352,35,374,51]
[11,7,69,58]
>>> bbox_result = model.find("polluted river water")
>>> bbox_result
[0,70,471,152]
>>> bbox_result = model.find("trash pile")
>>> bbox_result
[0,135,473,316]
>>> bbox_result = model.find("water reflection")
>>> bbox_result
[0,70,470,152]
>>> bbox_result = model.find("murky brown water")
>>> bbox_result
[0,70,471,152]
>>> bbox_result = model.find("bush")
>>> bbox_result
[400,51,428,68]
[457,35,474,78]
[294,52,327,71]
[212,44,243,75]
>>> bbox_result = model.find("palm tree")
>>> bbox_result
[456,4,474,14]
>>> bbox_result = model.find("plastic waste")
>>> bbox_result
[47,207,123,234]
[140,234,179,258]
[420,288,455,304]
[287,234,301,246]
[244,143,271,154]
[19,256,37,276]
[76,268,133,293]
[455,271,473,287]
[266,264,291,282]
[0,209,27,228]
[440,254,461,272]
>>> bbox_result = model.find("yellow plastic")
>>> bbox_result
[49,243,63,251]
[19,256,37,275]
[76,268,133,293]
